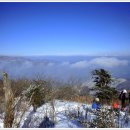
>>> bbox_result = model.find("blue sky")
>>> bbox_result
[0,2,130,56]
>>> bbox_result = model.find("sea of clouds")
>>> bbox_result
[0,56,129,81]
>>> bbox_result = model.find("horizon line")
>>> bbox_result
[0,54,130,57]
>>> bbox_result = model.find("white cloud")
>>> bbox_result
[47,62,55,66]
[23,61,33,68]
[71,61,88,68]
[90,57,128,68]
[70,57,128,68]
[60,62,70,66]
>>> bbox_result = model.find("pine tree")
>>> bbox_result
[25,80,51,112]
[92,69,118,103]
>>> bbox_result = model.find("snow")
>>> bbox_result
[0,119,3,128]
[55,113,81,128]
[0,100,130,128]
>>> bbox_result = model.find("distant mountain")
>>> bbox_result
[116,79,130,91]
[81,78,126,89]
[111,78,126,88]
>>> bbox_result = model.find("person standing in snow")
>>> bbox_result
[128,91,130,113]
[128,91,130,104]
[92,98,101,111]
[121,89,127,111]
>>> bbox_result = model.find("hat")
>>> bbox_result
[123,89,127,93]
[95,98,99,102]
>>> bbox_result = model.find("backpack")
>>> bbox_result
[119,91,123,100]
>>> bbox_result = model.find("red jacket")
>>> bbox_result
[113,102,118,109]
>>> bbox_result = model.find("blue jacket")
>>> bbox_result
[92,102,101,110]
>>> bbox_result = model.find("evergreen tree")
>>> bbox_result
[92,69,118,103]
[25,80,51,112]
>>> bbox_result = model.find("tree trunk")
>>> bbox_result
[2,72,14,128]
[51,99,56,123]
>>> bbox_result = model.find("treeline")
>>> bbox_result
[0,76,92,113]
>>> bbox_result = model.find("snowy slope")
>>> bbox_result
[19,100,91,128]
[0,100,130,128]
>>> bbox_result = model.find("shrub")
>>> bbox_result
[56,86,78,100]
[25,80,52,111]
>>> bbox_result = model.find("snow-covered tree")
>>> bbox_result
[25,80,52,112]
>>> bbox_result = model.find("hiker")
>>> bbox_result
[121,89,127,111]
[119,90,123,100]
[128,91,130,113]
[128,91,130,104]
[92,98,101,111]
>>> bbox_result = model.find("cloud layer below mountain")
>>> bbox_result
[0,56,129,81]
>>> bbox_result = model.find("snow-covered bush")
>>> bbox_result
[25,80,52,112]
[89,108,117,128]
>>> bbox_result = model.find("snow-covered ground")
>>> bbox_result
[19,100,90,128]
[0,100,130,128]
